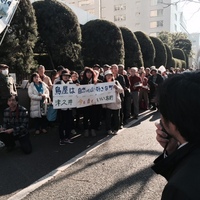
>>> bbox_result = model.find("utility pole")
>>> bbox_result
[99,0,102,19]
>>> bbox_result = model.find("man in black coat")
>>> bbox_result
[152,71,200,200]
[148,66,163,110]
[0,64,17,123]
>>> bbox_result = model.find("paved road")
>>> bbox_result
[0,123,110,199]
[1,110,167,200]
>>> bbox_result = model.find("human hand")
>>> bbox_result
[0,125,5,132]
[4,128,14,134]
[42,94,47,100]
[155,121,178,155]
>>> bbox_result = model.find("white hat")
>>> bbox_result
[104,70,113,76]
[158,65,166,73]
[150,66,157,72]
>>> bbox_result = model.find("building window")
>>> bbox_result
[114,4,126,11]
[135,23,140,27]
[69,1,75,5]
[157,9,163,16]
[151,0,157,5]
[150,21,157,28]
[136,1,141,6]
[150,10,157,17]
[157,20,163,27]
[151,0,163,5]
[114,15,126,21]
[87,9,95,15]
[150,9,163,17]
[150,20,163,28]
[78,0,90,7]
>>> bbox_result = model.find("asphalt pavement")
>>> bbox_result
[0,110,166,200]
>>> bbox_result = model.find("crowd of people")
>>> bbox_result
[0,62,193,153]
[1,62,200,199]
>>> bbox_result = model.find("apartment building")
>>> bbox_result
[63,0,187,36]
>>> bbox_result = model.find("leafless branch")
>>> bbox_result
[161,0,200,8]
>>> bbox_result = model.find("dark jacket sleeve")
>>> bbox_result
[162,184,190,200]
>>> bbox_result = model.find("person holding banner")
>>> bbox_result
[102,70,124,135]
[80,67,101,137]
[55,69,74,145]
[70,70,81,130]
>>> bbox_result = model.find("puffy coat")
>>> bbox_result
[102,80,124,110]
[28,82,50,118]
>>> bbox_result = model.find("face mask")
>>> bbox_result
[2,69,9,76]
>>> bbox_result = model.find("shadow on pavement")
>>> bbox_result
[0,111,158,198]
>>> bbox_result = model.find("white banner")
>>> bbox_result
[0,0,19,34]
[53,82,116,109]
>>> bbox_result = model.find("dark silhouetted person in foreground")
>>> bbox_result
[0,64,17,123]
[0,95,32,154]
[152,72,200,199]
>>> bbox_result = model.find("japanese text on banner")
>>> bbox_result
[53,82,116,109]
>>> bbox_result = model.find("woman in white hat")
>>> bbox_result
[102,70,124,135]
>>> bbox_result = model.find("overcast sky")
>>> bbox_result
[182,1,200,33]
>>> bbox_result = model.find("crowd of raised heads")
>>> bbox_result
[47,64,195,86]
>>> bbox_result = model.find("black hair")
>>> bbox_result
[51,69,57,76]
[158,72,200,142]
[60,69,71,80]
[30,72,40,83]
[0,64,9,69]
[81,67,96,84]
[93,64,100,68]
[57,65,64,72]
[8,94,18,102]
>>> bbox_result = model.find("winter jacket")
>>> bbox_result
[102,80,124,110]
[28,82,49,118]
[152,142,200,200]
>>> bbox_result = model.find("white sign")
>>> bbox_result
[9,72,16,83]
[53,82,116,109]
[0,0,19,34]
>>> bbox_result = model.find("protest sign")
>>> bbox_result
[52,82,116,109]
[0,0,19,34]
